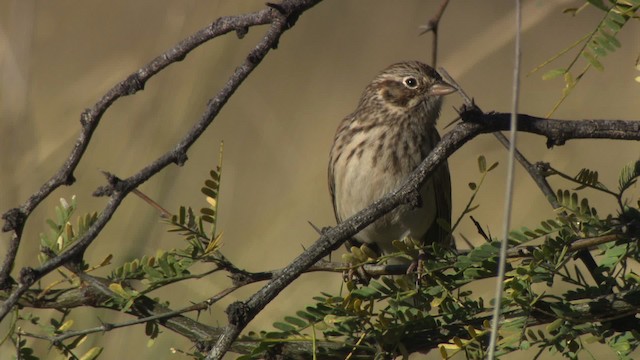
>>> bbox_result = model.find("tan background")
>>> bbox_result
[1,1,638,359]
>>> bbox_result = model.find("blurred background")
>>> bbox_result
[0,1,638,358]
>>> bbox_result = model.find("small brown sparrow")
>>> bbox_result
[328,61,455,263]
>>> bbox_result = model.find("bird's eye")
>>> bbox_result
[402,76,419,89]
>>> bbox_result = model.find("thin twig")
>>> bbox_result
[132,189,173,219]
[418,0,450,67]
[21,291,207,344]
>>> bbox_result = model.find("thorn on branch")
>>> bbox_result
[307,221,328,236]
[459,103,483,123]
[534,161,552,177]
[235,26,249,39]
[470,215,490,242]
[63,173,76,186]
[266,1,300,29]
[226,301,250,326]
[80,109,92,127]
[229,271,254,287]
[93,186,111,197]
[19,266,37,285]
[174,152,188,166]
[265,2,286,14]
[546,136,565,148]
[2,208,26,233]
[93,171,125,197]
[418,20,437,36]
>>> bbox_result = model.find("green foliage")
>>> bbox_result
[8,145,228,359]
[111,143,225,283]
[13,148,640,359]
[531,0,639,115]
[618,160,640,195]
[451,155,499,232]
[239,160,640,359]
[38,196,98,265]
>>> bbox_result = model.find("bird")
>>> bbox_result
[328,61,455,267]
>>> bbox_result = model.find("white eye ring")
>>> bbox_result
[402,76,419,89]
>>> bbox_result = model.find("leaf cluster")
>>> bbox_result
[532,0,639,115]
[239,160,640,359]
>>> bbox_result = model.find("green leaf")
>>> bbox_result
[477,155,486,173]
[201,186,218,199]
[296,310,319,322]
[604,17,622,31]
[272,321,296,332]
[509,231,529,243]
[589,42,608,57]
[201,215,215,224]
[351,286,380,299]
[546,318,564,334]
[157,255,174,277]
[562,7,579,15]
[542,68,567,80]
[599,28,621,47]
[201,207,215,216]
[608,11,626,25]
[369,280,392,295]
[618,160,640,192]
[210,169,221,182]
[204,179,219,190]
[586,0,608,11]
[594,35,615,52]
[78,347,103,360]
[563,71,576,88]
[284,316,307,328]
[582,51,604,71]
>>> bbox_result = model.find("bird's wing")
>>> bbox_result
[425,129,453,248]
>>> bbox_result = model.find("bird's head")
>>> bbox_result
[360,61,456,121]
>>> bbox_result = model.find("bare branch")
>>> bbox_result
[0,4,282,289]
[418,0,450,67]
[0,0,323,323]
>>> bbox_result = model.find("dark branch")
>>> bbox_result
[0,5,287,291]
[463,111,640,146]
[0,0,323,324]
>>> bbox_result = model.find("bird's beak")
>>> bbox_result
[427,81,457,96]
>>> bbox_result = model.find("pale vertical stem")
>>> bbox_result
[487,0,522,358]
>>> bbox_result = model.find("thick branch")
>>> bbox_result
[462,110,640,145]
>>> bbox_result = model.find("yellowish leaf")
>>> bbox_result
[58,319,74,331]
